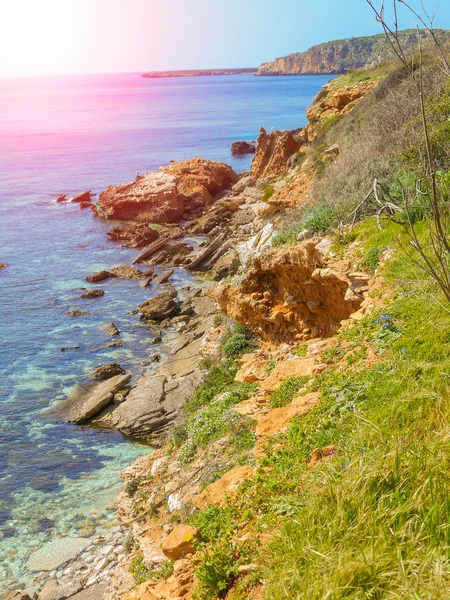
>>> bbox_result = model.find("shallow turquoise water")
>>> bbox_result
[0,72,331,586]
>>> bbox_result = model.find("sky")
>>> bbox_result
[0,0,450,77]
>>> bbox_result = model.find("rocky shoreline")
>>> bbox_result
[4,75,379,600]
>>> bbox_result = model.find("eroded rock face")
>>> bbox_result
[251,127,301,178]
[95,159,238,223]
[306,80,378,124]
[215,242,364,343]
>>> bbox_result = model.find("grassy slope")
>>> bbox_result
[187,60,450,599]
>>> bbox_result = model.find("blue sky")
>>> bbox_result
[1,0,450,76]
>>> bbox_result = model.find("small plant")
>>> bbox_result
[130,556,152,585]
[194,539,241,600]
[293,344,308,357]
[221,324,256,358]
[360,246,385,273]
[178,439,197,465]
[269,377,308,408]
[261,183,275,202]
[264,359,276,375]
[213,314,224,328]
[125,477,141,498]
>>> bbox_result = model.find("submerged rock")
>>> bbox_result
[81,289,105,299]
[108,265,146,279]
[91,363,125,380]
[66,309,90,317]
[27,537,92,572]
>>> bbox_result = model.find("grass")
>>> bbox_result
[268,376,309,408]
[261,183,275,203]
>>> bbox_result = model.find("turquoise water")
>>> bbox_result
[0,72,331,586]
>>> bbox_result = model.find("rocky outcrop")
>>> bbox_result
[231,140,256,156]
[108,266,147,280]
[256,30,450,75]
[215,242,365,343]
[306,80,378,124]
[94,159,238,223]
[70,191,92,203]
[251,127,301,178]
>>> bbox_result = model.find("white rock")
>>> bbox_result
[167,492,182,513]
[100,545,114,556]
[95,557,110,571]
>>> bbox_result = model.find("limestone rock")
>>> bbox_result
[91,363,125,380]
[161,524,200,560]
[255,392,319,438]
[38,580,82,600]
[86,270,110,283]
[27,537,92,572]
[213,248,240,280]
[251,127,301,178]
[81,289,105,299]
[231,140,256,156]
[66,374,131,424]
[108,265,146,279]
[102,322,120,336]
[196,466,254,509]
[139,290,179,321]
[95,158,237,223]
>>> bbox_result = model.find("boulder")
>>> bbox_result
[139,290,179,321]
[55,194,67,203]
[161,524,200,560]
[66,374,131,423]
[65,585,107,600]
[231,140,256,156]
[0,263,7,271]
[91,363,125,380]
[38,580,82,600]
[86,270,110,282]
[102,322,120,336]
[95,159,238,223]
[70,191,91,203]
[81,289,105,299]
[251,127,301,178]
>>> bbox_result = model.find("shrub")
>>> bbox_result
[303,203,335,233]
[221,324,256,358]
[360,246,385,273]
[194,539,240,600]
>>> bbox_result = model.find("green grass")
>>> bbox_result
[221,324,256,359]
[261,183,275,203]
[268,376,309,408]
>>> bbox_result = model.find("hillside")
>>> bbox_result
[256,29,450,75]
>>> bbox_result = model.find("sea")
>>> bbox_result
[0,72,331,587]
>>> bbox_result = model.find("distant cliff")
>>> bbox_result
[257,29,450,75]
[142,68,256,78]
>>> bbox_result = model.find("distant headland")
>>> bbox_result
[142,68,257,78]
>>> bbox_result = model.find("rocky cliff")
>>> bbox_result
[256,29,450,75]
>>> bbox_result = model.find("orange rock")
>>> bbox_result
[161,524,200,560]
[235,353,269,384]
[96,158,237,223]
[251,127,301,178]
[196,466,254,509]
[255,392,319,439]
[123,582,158,600]
[215,243,364,343]
[260,357,316,393]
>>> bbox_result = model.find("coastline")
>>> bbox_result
[141,68,257,78]
[5,73,378,599]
